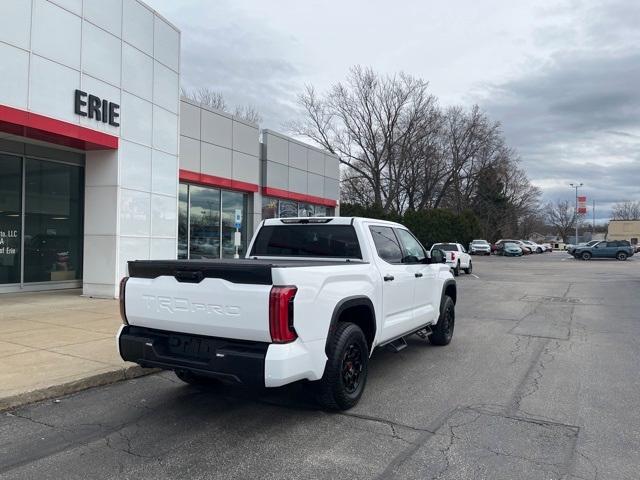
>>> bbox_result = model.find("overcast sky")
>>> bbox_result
[148,0,639,222]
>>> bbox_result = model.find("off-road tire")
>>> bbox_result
[616,252,628,261]
[431,296,455,346]
[464,261,472,274]
[581,251,592,260]
[315,322,369,411]
[453,261,460,276]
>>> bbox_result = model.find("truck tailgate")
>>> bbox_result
[124,260,274,342]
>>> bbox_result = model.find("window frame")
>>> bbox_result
[394,227,428,264]
[368,225,404,265]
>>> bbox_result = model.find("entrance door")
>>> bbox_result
[0,153,84,292]
[0,155,22,285]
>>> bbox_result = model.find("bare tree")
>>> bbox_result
[611,200,640,220]
[290,66,437,213]
[181,87,262,124]
[545,200,579,243]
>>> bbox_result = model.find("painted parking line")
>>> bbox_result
[471,274,480,279]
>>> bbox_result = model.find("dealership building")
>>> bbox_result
[0,0,340,297]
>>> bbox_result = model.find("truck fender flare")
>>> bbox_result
[325,296,376,354]
[440,279,457,314]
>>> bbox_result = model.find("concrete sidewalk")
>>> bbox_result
[0,289,153,410]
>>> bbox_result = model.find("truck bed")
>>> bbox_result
[128,258,367,285]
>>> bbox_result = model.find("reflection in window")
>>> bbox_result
[279,200,298,218]
[298,203,314,217]
[262,197,278,220]
[179,183,249,259]
[221,190,248,258]
[23,159,83,283]
[189,185,220,259]
[178,184,188,259]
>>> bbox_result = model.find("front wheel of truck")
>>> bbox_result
[430,296,455,346]
[314,322,369,411]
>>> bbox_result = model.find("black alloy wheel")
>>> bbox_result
[341,342,363,394]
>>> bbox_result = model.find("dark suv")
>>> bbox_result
[573,240,634,261]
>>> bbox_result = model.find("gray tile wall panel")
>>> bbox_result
[179,136,200,171]
[324,177,339,199]
[201,143,232,178]
[288,141,308,170]
[180,101,201,139]
[289,168,308,194]
[307,172,325,197]
[201,110,232,149]
[324,154,340,179]
[264,132,288,165]
[233,121,259,157]
[264,160,289,190]
[307,149,325,175]
[232,151,259,185]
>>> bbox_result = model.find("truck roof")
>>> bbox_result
[261,217,404,228]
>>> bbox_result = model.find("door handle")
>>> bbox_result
[415,272,423,278]
[383,275,395,282]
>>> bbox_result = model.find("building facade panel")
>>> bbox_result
[0,0,339,297]
[0,0,32,50]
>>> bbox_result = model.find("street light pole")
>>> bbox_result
[569,182,583,244]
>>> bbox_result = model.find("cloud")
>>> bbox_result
[476,3,640,222]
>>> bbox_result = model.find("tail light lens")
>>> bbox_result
[451,252,456,261]
[269,286,298,343]
[119,276,129,325]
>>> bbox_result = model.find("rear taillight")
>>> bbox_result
[269,286,298,343]
[119,276,129,325]
[451,252,456,261]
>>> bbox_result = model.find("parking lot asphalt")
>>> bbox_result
[1,252,639,479]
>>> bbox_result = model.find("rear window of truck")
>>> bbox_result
[250,225,362,259]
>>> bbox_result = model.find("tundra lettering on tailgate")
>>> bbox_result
[141,295,241,316]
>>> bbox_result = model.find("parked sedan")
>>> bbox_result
[496,242,523,257]
[521,240,546,253]
[495,239,532,254]
[573,240,634,261]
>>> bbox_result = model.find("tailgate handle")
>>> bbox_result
[174,270,204,283]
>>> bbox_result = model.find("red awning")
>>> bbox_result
[0,104,118,151]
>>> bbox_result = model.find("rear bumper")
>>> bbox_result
[118,325,268,387]
[117,325,327,388]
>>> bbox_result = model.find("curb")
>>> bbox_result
[0,365,160,412]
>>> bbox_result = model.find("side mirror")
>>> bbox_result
[431,249,446,264]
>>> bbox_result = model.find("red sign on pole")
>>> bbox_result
[578,196,587,202]
[577,195,587,215]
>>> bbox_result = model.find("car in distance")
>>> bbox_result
[469,239,491,255]
[496,242,523,257]
[573,240,635,261]
[495,239,532,254]
[567,240,599,255]
[430,242,472,276]
[521,240,546,253]
[117,217,457,411]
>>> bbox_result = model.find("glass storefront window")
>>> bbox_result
[298,203,314,217]
[262,197,278,220]
[178,184,188,259]
[179,183,249,259]
[188,185,221,259]
[221,190,248,258]
[23,159,83,283]
[279,200,298,218]
[0,155,22,285]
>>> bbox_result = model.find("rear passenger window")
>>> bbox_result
[369,226,403,263]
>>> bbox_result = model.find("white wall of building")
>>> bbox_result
[0,0,181,297]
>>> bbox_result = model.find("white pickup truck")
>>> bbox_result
[430,242,473,276]
[117,217,457,410]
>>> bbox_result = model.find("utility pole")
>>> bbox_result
[592,199,596,235]
[569,182,583,244]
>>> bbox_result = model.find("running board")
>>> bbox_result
[385,337,407,352]
[380,325,434,353]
